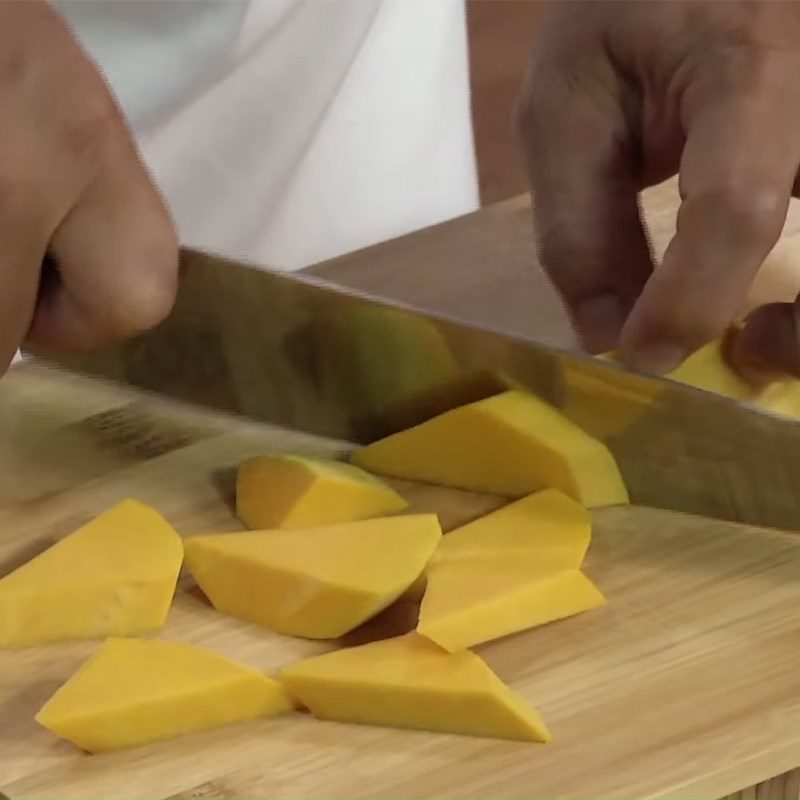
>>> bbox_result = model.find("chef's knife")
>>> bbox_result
[30,247,800,530]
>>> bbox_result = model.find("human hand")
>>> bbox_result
[0,0,177,372]
[517,0,800,378]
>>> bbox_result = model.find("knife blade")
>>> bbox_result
[30,246,800,530]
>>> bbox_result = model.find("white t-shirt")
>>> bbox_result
[54,0,479,271]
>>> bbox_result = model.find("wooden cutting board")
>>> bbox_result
[3,365,800,799]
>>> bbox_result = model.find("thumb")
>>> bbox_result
[726,301,800,385]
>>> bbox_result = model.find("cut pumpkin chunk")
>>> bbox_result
[280,632,550,742]
[433,489,591,569]
[668,338,754,399]
[667,337,800,420]
[418,563,605,652]
[36,637,292,752]
[0,500,183,648]
[352,390,628,507]
[236,454,407,530]
[184,515,441,639]
[602,334,800,420]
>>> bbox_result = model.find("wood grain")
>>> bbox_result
[3,366,800,798]
[310,180,800,800]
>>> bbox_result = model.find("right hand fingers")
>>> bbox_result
[618,53,800,373]
[522,3,800,377]
[0,2,177,368]
[517,39,655,355]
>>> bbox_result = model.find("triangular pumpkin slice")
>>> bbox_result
[280,632,550,742]
[433,489,591,569]
[352,390,627,507]
[418,562,605,652]
[0,500,183,648]
[184,515,441,639]
[36,637,293,752]
[237,454,407,530]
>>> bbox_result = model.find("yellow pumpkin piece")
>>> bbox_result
[236,454,407,530]
[184,515,441,639]
[378,369,521,437]
[418,563,605,652]
[36,638,292,753]
[352,390,628,507]
[667,337,800,420]
[280,632,550,742]
[761,382,800,420]
[0,500,183,648]
[668,339,753,399]
[433,489,591,569]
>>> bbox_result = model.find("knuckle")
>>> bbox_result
[93,225,178,340]
[735,185,788,241]
[690,184,787,245]
[61,93,125,163]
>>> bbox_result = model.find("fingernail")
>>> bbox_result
[574,293,626,354]
[624,341,687,374]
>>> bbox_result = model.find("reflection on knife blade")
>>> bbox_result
[29,246,800,530]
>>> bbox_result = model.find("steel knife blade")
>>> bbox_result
[30,246,800,530]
